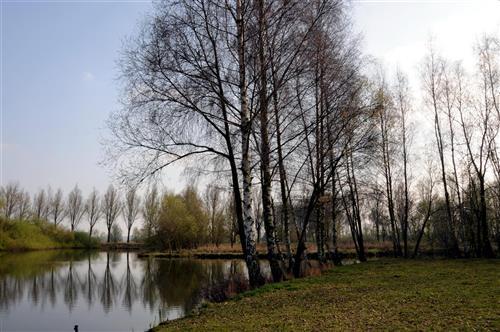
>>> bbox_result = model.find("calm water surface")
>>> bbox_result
[0,251,272,331]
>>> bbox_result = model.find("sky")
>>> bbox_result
[1,0,500,198]
[352,0,500,89]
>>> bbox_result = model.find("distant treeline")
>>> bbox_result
[0,182,240,250]
[0,183,136,245]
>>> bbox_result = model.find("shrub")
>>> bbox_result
[200,273,250,303]
[73,231,100,248]
[158,187,209,250]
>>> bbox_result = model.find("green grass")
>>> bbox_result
[156,259,500,331]
[0,218,99,250]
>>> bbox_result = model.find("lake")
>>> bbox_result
[0,250,275,332]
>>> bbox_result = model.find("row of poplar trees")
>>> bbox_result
[0,182,160,244]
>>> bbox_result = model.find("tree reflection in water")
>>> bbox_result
[83,254,97,308]
[0,251,271,330]
[64,259,81,311]
[100,252,118,313]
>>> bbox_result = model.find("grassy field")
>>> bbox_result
[155,259,500,331]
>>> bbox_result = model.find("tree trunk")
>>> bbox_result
[237,0,264,287]
[380,110,401,256]
[271,57,294,271]
[413,199,432,258]
[257,0,284,282]
[315,206,326,263]
[293,185,320,277]
[432,86,459,257]
[479,178,494,258]
[446,99,465,254]
[89,226,94,243]
[347,153,366,262]
[401,110,410,258]
[330,172,341,265]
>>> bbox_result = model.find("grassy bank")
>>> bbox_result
[155,259,499,331]
[138,250,386,260]
[0,218,99,250]
[139,242,394,258]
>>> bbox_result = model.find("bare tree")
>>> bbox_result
[33,188,49,221]
[339,146,367,262]
[0,182,21,219]
[375,80,401,256]
[123,188,140,243]
[394,70,413,257]
[478,35,500,255]
[413,158,437,257]
[106,0,267,286]
[421,45,459,256]
[205,184,221,244]
[455,43,497,258]
[281,0,370,275]
[16,190,31,220]
[254,0,285,282]
[477,35,499,118]
[369,188,384,242]
[67,185,85,232]
[49,188,66,226]
[142,185,161,240]
[85,188,101,241]
[102,185,121,243]
[205,184,228,247]
[477,35,500,257]
[441,62,465,244]
[236,0,264,285]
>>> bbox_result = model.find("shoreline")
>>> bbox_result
[0,244,452,260]
[0,242,146,253]
[136,250,387,260]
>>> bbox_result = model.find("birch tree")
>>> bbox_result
[413,158,437,257]
[375,80,401,256]
[454,43,497,258]
[421,46,460,256]
[106,0,265,286]
[394,71,413,257]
